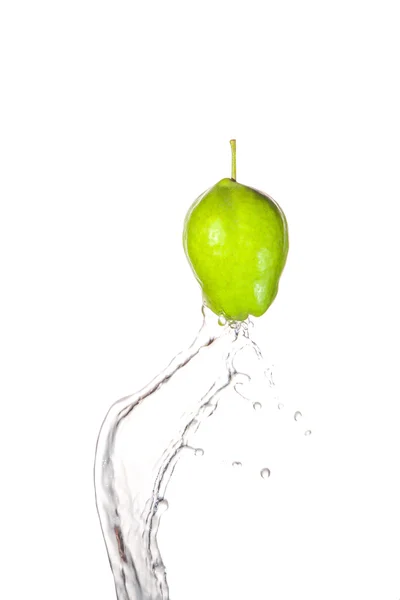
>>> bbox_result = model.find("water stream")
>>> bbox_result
[94,305,308,600]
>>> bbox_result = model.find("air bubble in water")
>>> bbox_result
[157,498,169,513]
[153,563,166,576]
[260,468,271,479]
[232,461,242,468]
[253,402,262,410]
[194,448,204,456]
[304,430,312,436]
[294,410,302,421]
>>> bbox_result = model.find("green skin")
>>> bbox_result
[183,177,289,321]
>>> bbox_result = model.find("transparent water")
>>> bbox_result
[94,305,310,600]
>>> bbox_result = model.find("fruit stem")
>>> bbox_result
[230,139,236,181]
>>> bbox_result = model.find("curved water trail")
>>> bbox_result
[94,306,264,600]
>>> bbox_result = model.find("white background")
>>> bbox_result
[1,1,400,599]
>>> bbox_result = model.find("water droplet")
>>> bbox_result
[304,430,312,436]
[157,498,169,513]
[264,368,275,386]
[253,402,262,411]
[194,448,204,456]
[294,411,302,421]
[234,371,251,385]
[232,461,242,468]
[218,314,227,326]
[278,403,284,410]
[260,468,271,479]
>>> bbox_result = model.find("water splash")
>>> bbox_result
[94,306,266,600]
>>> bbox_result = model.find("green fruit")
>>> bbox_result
[183,141,288,321]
